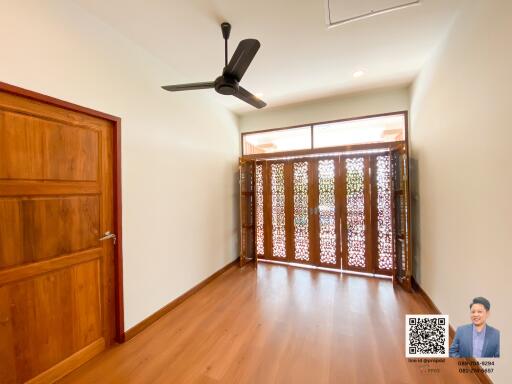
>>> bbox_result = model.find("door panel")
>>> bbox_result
[0,259,102,383]
[239,160,255,266]
[0,89,116,383]
[269,162,287,260]
[343,156,372,273]
[316,158,341,269]
[0,111,99,181]
[0,199,23,267]
[0,112,45,179]
[291,160,311,263]
[391,147,412,289]
[44,123,99,181]
[254,162,265,258]
[372,154,394,275]
[0,196,100,268]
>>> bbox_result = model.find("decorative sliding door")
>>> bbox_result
[341,156,372,273]
[288,157,342,269]
[312,157,342,269]
[254,162,265,260]
[249,151,398,276]
[266,160,290,262]
[239,159,255,266]
[289,159,314,265]
[371,154,395,275]
[391,146,412,290]
[258,157,341,269]
[340,154,395,275]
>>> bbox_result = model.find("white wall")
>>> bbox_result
[239,86,409,133]
[410,1,511,382]
[0,0,239,330]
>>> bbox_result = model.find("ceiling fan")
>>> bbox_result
[161,22,266,109]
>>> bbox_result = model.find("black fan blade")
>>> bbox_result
[161,82,214,92]
[235,87,266,109]
[223,39,260,81]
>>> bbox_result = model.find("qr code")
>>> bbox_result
[406,315,449,358]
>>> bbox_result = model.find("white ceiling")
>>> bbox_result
[75,0,462,114]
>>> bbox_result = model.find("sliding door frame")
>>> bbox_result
[240,111,412,288]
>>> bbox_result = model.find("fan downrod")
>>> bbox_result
[221,22,231,67]
[221,22,231,39]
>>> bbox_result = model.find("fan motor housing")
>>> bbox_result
[215,76,239,95]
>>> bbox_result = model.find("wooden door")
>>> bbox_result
[260,157,341,269]
[264,160,289,262]
[252,153,396,274]
[254,161,265,260]
[239,159,255,266]
[0,89,117,383]
[391,147,412,290]
[340,153,395,275]
[341,155,373,273]
[369,153,394,276]
[309,157,342,269]
[286,158,315,266]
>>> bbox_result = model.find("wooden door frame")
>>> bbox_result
[0,81,125,343]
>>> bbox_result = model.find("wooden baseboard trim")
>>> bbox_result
[26,338,105,384]
[124,258,239,341]
[411,277,493,384]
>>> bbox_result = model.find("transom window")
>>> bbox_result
[242,112,406,155]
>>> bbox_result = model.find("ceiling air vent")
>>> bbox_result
[325,0,420,28]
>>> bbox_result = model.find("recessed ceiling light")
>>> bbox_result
[353,70,365,78]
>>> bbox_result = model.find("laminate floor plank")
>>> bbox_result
[59,263,480,384]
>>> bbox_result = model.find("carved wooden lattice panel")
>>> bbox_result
[293,161,309,261]
[376,155,393,270]
[271,163,286,258]
[255,164,264,255]
[239,161,255,265]
[318,159,336,264]
[392,151,404,278]
[346,157,366,268]
[395,151,409,278]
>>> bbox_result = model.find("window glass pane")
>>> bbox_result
[313,114,405,148]
[243,126,311,155]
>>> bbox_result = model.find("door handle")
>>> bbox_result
[99,231,117,245]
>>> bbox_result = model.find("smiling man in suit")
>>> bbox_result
[449,297,500,358]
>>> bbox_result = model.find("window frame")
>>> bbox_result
[240,110,408,158]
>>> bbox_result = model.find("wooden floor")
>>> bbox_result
[59,263,480,384]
